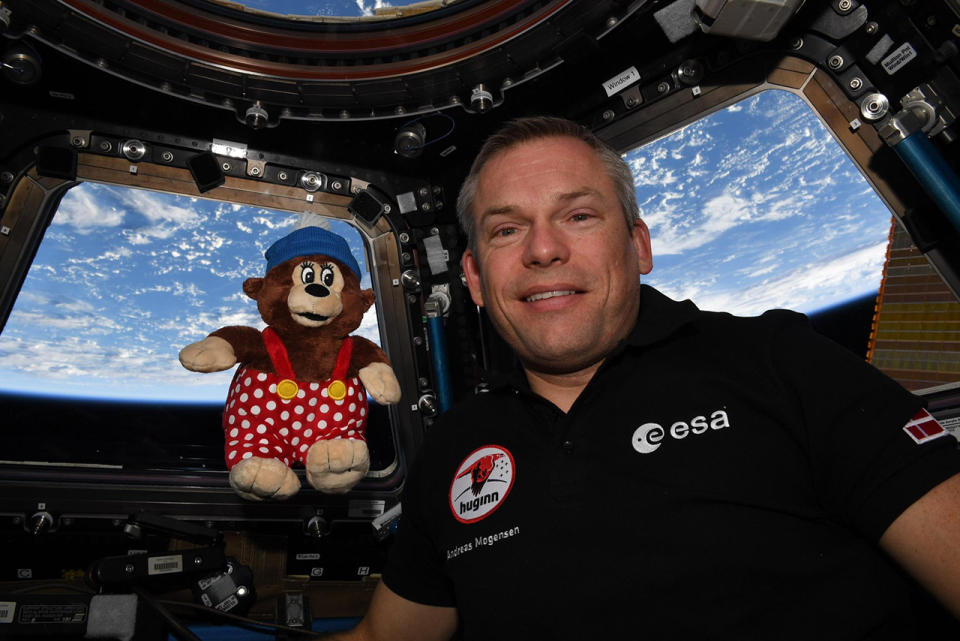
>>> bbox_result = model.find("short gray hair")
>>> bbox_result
[456,116,639,251]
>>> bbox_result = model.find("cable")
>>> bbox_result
[160,599,327,637]
[9,581,96,595]
[133,587,204,641]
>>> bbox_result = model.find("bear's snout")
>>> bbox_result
[305,284,330,298]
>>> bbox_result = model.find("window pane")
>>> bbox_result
[629,89,890,317]
[0,185,380,403]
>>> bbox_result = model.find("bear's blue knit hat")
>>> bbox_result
[264,226,362,279]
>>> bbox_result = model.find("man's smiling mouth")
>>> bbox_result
[524,290,577,302]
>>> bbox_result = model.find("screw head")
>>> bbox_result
[828,55,844,69]
[849,77,863,90]
[865,21,878,34]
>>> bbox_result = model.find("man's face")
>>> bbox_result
[462,136,653,376]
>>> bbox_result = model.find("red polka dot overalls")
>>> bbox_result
[221,328,368,469]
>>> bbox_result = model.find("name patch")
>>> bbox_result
[449,445,515,524]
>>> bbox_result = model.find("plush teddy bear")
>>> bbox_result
[179,226,401,500]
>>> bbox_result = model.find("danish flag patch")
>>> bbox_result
[902,409,948,444]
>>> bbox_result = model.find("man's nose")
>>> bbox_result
[522,221,569,267]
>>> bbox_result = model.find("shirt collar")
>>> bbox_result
[484,285,701,393]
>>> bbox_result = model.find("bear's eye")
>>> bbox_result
[321,265,336,287]
[300,265,315,284]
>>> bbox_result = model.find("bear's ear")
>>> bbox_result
[243,278,265,300]
[360,289,375,312]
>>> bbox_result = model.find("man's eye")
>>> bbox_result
[570,212,591,222]
[493,227,516,238]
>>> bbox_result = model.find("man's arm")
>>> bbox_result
[330,582,458,641]
[880,471,960,619]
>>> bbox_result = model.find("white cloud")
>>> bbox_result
[53,186,125,231]
[686,241,888,316]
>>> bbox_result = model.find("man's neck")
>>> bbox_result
[524,361,603,414]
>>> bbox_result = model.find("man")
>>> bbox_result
[338,117,960,639]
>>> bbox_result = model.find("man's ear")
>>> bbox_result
[461,250,485,307]
[359,289,376,313]
[631,218,654,275]
[242,277,265,300]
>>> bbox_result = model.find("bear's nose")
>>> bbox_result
[305,284,330,298]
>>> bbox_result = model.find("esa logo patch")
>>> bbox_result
[632,409,731,454]
[903,408,949,444]
[449,445,515,524]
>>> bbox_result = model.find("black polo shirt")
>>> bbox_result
[383,285,960,640]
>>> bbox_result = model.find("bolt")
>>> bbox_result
[399,232,411,244]
[422,202,432,212]
[602,109,615,121]
[627,97,639,108]
[1,171,13,184]
[222,162,231,172]
[435,199,444,209]
[838,0,852,11]
[790,37,803,50]
[926,15,936,27]
[383,204,391,214]
[161,151,174,162]
[657,81,670,94]
[418,187,429,197]
[71,136,84,147]
[194,556,203,566]
[99,141,112,152]
[278,171,288,181]
[124,564,135,573]
[828,55,844,69]
[430,227,439,235]
[339,110,350,119]
[250,166,261,176]
[401,251,412,263]
[418,377,429,388]
[413,336,424,346]
[865,21,878,35]
[849,77,863,91]
[606,16,617,29]
[332,180,342,190]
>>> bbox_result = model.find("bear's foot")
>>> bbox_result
[305,440,370,494]
[229,457,300,501]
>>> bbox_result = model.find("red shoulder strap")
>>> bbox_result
[261,327,296,379]
[332,337,354,380]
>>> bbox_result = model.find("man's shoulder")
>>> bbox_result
[637,285,810,346]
